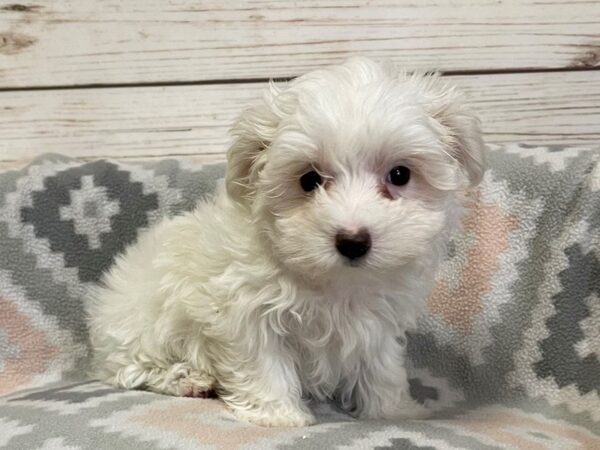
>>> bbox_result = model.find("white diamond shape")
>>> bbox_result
[60,175,120,249]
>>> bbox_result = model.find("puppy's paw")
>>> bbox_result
[175,369,216,398]
[179,380,216,398]
[234,405,316,427]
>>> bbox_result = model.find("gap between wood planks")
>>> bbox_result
[0,65,598,93]
[2,66,598,163]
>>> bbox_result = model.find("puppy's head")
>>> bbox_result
[226,57,485,285]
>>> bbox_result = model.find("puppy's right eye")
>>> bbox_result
[387,166,411,186]
[300,170,323,192]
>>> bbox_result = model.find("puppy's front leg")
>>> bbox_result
[354,333,430,420]
[217,339,315,427]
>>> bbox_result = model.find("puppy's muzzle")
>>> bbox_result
[335,229,371,260]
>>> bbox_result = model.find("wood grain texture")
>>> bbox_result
[1,70,598,162]
[0,0,599,88]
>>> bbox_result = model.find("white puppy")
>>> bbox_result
[87,57,485,427]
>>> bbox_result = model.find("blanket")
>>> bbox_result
[0,145,598,449]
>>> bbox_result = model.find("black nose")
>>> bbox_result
[335,229,371,260]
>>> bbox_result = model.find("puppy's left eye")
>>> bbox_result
[387,166,411,186]
[300,170,323,192]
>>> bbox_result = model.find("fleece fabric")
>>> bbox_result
[0,146,598,449]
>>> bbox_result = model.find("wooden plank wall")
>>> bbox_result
[0,0,599,164]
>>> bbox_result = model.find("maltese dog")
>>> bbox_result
[88,57,485,427]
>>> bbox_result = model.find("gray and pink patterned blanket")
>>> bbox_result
[1,145,599,449]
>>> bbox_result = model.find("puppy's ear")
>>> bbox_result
[226,97,279,203]
[419,76,486,187]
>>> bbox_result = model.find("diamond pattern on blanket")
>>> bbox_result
[428,188,520,336]
[90,397,295,450]
[59,175,121,250]
[533,244,600,396]
[0,417,33,448]
[0,148,599,449]
[0,293,60,396]
[504,143,599,172]
[431,406,600,449]
[6,382,146,415]
[0,156,210,396]
[422,171,543,371]
[0,268,87,396]
[509,190,600,420]
[10,381,118,405]
[21,161,159,282]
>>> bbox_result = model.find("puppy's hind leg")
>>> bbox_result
[112,361,216,398]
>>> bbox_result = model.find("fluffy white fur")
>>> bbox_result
[87,57,485,427]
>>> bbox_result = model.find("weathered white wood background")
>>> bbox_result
[0,0,599,164]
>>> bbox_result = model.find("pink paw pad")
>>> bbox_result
[182,386,217,398]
